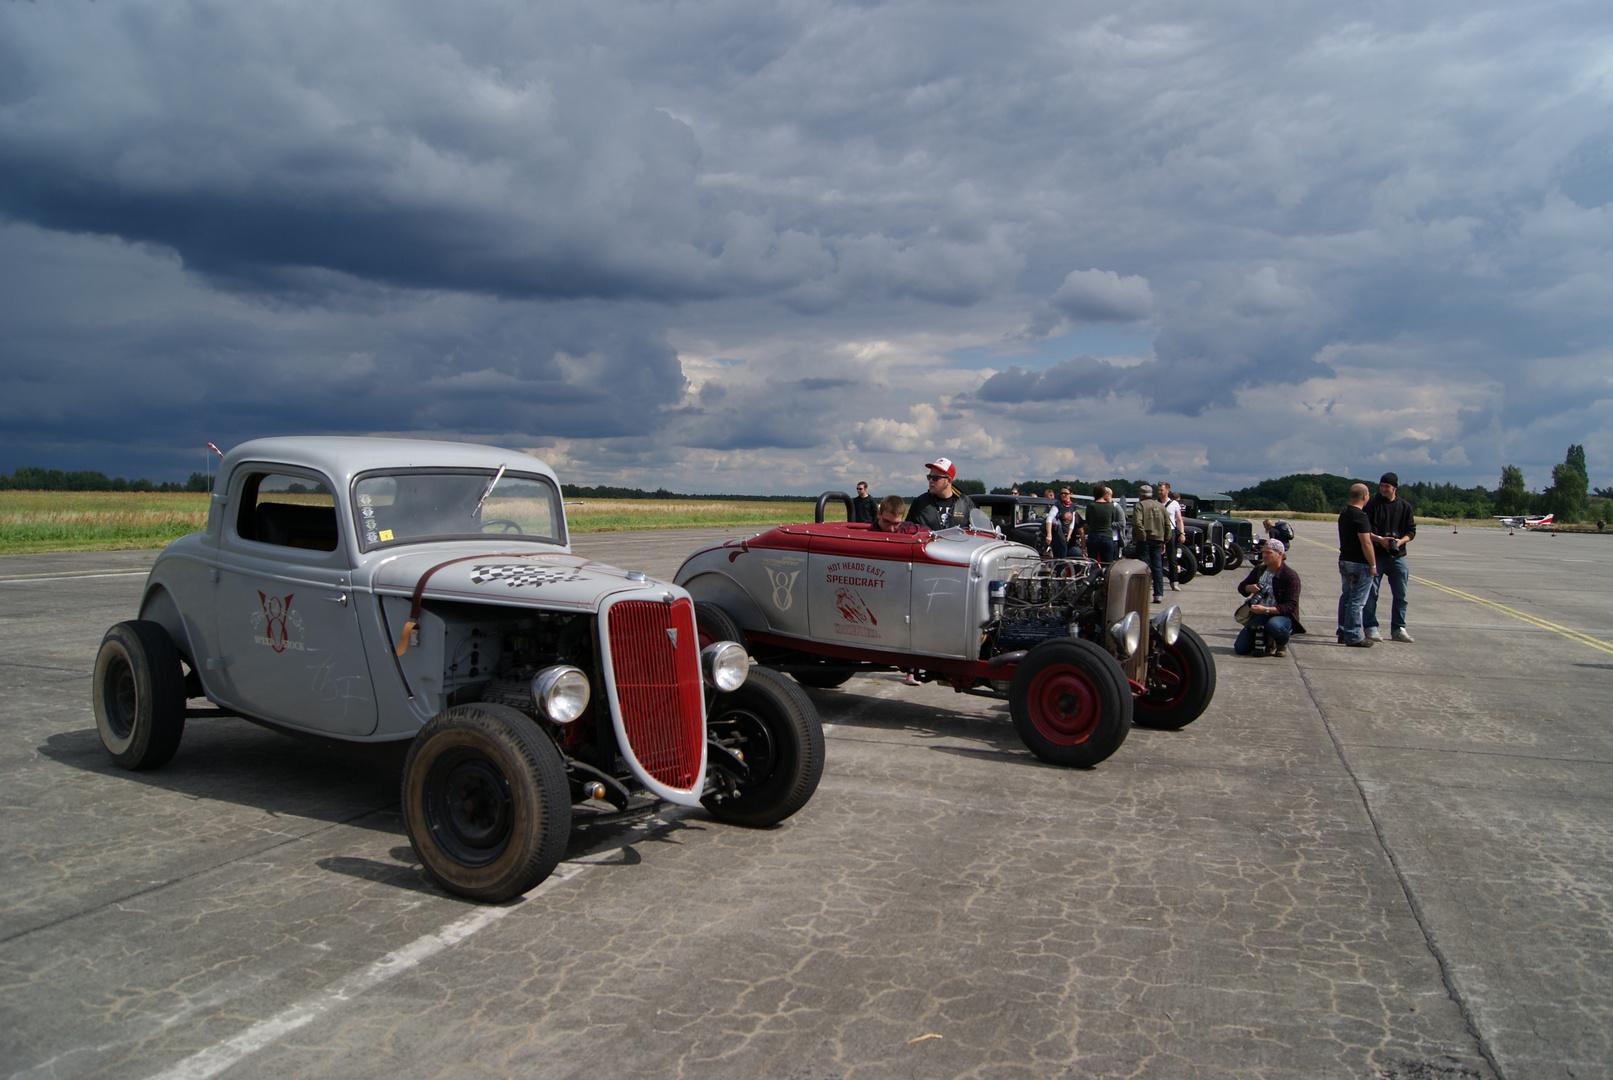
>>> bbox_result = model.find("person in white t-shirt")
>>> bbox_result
[1159,481,1187,592]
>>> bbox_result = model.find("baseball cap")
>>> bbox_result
[924,457,956,480]
[1380,472,1399,487]
[1266,538,1287,554]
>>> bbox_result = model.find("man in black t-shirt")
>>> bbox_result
[1363,472,1417,642]
[1336,483,1378,647]
[905,456,978,530]
[850,481,877,524]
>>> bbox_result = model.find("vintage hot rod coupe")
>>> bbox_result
[91,438,822,902]
[674,494,1216,769]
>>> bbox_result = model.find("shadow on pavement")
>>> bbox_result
[38,719,406,833]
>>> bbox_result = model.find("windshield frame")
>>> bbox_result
[349,466,568,553]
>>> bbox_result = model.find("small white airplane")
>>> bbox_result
[1493,513,1554,528]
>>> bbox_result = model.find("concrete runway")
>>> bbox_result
[1,523,1609,1079]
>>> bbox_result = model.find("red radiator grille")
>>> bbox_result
[606,598,704,792]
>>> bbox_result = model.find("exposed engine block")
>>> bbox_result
[990,559,1102,652]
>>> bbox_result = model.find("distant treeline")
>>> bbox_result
[0,467,213,493]
[998,445,1609,523]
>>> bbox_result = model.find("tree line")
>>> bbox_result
[1222,445,1603,522]
[0,467,214,493]
[999,445,1605,523]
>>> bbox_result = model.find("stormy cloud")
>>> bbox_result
[1,1,1608,492]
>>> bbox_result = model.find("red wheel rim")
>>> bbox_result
[1137,641,1187,712]
[1026,664,1101,745]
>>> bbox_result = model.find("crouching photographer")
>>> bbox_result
[1234,538,1307,657]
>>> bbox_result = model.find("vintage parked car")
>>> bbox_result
[1178,492,1253,570]
[972,493,1058,553]
[675,495,1216,770]
[91,437,823,902]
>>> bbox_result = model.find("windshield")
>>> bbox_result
[351,469,565,551]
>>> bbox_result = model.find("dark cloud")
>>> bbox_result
[1,1,1610,491]
[978,356,1125,403]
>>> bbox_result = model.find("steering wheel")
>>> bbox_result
[480,518,524,534]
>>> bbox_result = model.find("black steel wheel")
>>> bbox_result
[92,620,187,770]
[1225,540,1245,570]
[1134,626,1216,730]
[1174,546,1198,585]
[403,704,571,902]
[1007,639,1132,768]
[702,666,824,827]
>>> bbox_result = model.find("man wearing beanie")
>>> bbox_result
[1363,472,1417,642]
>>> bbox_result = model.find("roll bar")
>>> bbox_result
[814,491,854,523]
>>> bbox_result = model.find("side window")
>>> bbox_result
[234,471,340,552]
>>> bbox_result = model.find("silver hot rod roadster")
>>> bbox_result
[675,494,1216,769]
[91,437,822,902]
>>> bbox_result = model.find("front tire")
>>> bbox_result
[1225,540,1245,570]
[694,601,745,651]
[1174,546,1198,585]
[93,620,186,770]
[702,667,824,827]
[1134,626,1216,730]
[1008,639,1132,767]
[403,704,572,902]
[1199,541,1223,576]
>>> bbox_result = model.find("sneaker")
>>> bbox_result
[1153,595,1164,604]
[904,672,920,686]
[1365,627,1383,642]
[1169,584,1181,592]
[1273,647,1287,657]
[1347,638,1375,648]
[1393,628,1414,642]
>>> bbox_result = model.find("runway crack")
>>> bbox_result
[1293,658,1508,1080]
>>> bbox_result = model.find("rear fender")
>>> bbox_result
[137,586,197,669]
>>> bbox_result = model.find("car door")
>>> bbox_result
[210,466,378,735]
[806,532,914,652]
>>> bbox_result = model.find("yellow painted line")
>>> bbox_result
[1293,534,1613,656]
[1409,576,1613,656]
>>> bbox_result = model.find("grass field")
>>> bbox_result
[0,492,213,553]
[0,492,822,554]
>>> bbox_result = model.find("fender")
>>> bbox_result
[680,570,769,633]
[138,585,196,669]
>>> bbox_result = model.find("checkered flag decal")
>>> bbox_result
[469,564,585,588]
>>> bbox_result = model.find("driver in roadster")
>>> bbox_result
[875,495,907,532]
[905,457,977,530]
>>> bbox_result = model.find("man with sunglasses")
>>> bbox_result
[905,456,978,530]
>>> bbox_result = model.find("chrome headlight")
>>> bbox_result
[1150,605,1182,646]
[701,641,749,692]
[530,665,591,724]
[1108,611,1142,659]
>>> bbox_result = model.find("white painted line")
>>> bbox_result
[144,862,591,1080]
[0,570,150,583]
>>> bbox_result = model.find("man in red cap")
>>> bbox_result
[905,456,978,530]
